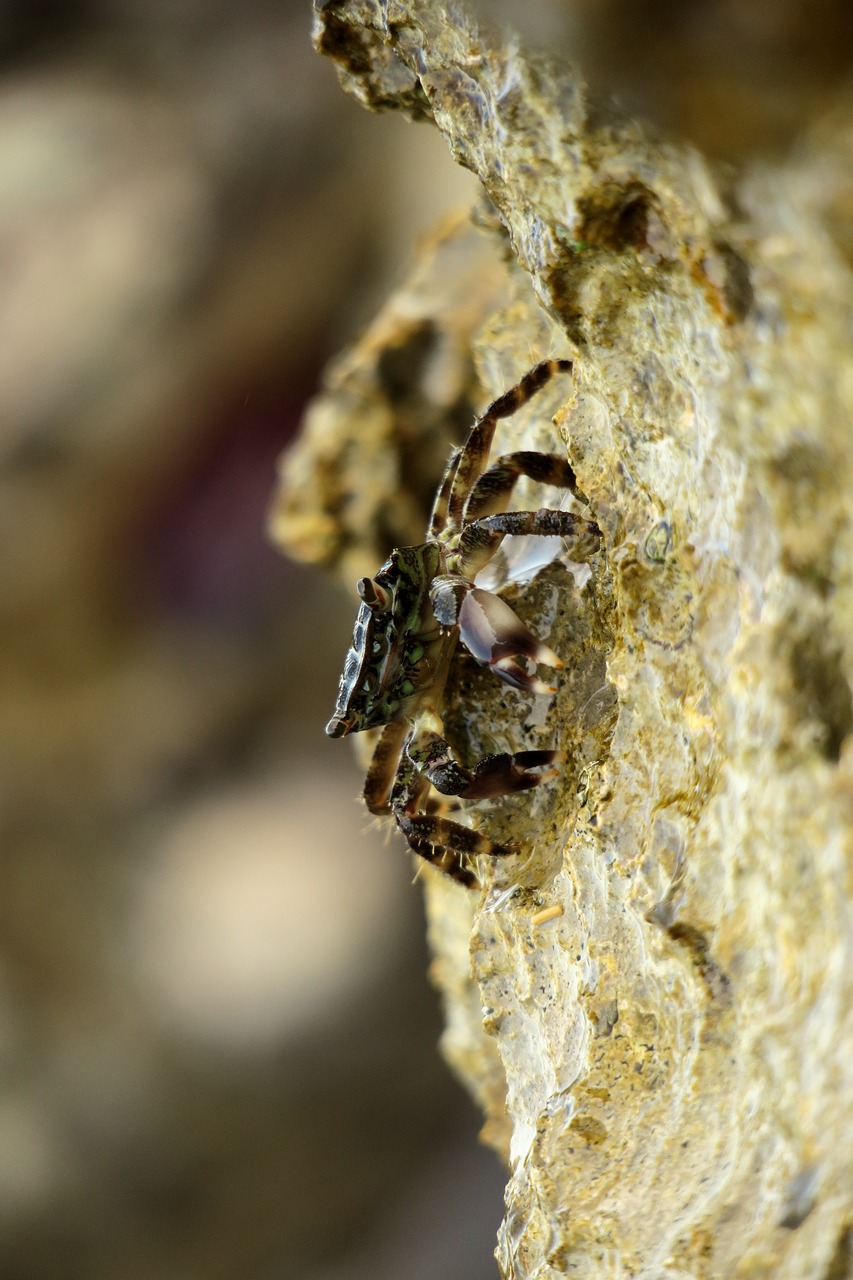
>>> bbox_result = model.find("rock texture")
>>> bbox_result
[272,3,853,1276]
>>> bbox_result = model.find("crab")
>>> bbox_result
[326,359,601,887]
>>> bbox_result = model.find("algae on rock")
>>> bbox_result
[272,3,853,1276]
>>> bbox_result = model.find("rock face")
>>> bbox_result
[273,3,853,1276]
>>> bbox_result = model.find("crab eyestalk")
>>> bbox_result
[357,577,391,610]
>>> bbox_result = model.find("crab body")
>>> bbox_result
[326,544,445,737]
[326,360,601,887]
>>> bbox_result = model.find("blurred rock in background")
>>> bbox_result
[2,2,853,1277]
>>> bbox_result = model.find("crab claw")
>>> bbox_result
[457,588,563,690]
[460,749,563,800]
[491,658,558,695]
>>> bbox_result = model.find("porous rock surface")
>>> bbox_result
[272,3,853,1275]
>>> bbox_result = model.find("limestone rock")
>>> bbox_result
[273,3,853,1275]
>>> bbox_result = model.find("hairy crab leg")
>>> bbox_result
[405,713,471,795]
[446,359,573,529]
[428,446,462,537]
[363,718,409,816]
[405,834,480,888]
[453,508,600,577]
[391,749,514,887]
[406,708,562,798]
[399,812,515,882]
[462,451,586,523]
[460,749,562,800]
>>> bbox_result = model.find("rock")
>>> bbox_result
[276,3,853,1275]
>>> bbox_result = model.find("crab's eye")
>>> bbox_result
[357,578,391,611]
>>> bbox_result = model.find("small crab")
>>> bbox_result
[326,359,600,887]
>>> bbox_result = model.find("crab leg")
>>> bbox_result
[391,750,513,887]
[406,708,562,797]
[405,710,471,795]
[428,446,462,536]
[454,509,600,577]
[462,451,585,523]
[401,815,513,885]
[446,359,573,529]
[460,749,562,799]
[363,718,408,816]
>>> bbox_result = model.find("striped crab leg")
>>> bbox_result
[445,359,573,529]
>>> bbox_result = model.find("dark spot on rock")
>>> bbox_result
[377,320,437,401]
[718,241,754,321]
[697,239,754,323]
[789,628,853,762]
[314,8,428,117]
[314,10,373,72]
[823,1224,853,1280]
[576,181,658,253]
[654,918,730,1002]
[779,1166,820,1230]
[569,1114,608,1145]
[594,999,619,1038]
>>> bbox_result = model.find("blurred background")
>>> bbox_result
[2,2,853,1278]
